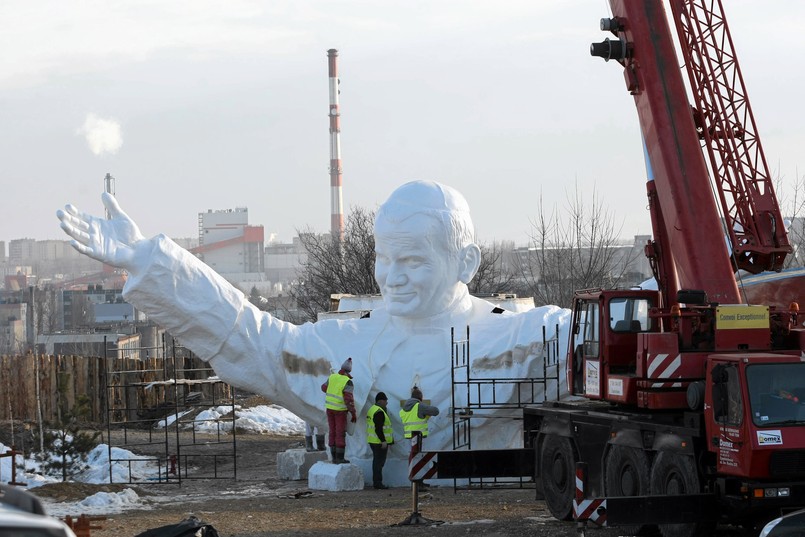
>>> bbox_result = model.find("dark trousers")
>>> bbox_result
[326,409,348,448]
[369,443,388,486]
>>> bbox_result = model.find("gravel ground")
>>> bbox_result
[29,433,759,537]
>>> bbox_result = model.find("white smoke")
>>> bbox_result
[78,113,123,156]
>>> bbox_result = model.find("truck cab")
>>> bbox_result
[567,288,659,403]
[705,355,805,508]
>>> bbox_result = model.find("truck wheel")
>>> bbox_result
[540,434,576,521]
[650,451,711,537]
[605,446,654,534]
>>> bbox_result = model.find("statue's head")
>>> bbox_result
[374,180,481,319]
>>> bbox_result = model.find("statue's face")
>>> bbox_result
[374,214,461,319]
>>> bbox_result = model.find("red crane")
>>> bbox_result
[417,3,805,534]
[593,0,791,307]
[670,0,791,275]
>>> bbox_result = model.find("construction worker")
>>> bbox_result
[400,386,439,488]
[399,386,439,444]
[321,357,356,464]
[366,391,394,489]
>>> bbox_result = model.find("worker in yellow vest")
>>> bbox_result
[366,391,394,489]
[320,357,356,464]
[399,386,440,443]
[399,386,440,487]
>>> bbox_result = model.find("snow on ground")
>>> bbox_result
[0,404,305,515]
[153,404,306,436]
[190,404,305,436]
[41,488,146,517]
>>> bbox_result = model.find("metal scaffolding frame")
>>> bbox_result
[450,324,562,489]
[103,335,237,485]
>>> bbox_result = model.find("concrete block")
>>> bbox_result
[307,461,365,491]
[276,448,329,480]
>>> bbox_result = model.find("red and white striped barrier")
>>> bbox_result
[407,432,437,481]
[409,452,437,481]
[572,462,607,526]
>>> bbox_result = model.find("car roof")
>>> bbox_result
[0,502,76,535]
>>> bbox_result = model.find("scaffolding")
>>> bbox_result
[103,335,237,485]
[450,324,561,488]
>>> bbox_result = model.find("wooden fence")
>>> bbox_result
[0,353,218,424]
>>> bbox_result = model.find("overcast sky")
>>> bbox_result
[2,1,803,248]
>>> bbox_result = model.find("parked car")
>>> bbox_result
[760,509,805,537]
[0,485,76,537]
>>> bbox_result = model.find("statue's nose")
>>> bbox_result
[387,263,408,286]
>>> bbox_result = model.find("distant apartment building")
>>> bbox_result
[8,238,36,264]
[264,236,308,296]
[7,237,101,281]
[0,241,6,262]
[191,207,266,290]
[62,285,144,330]
[0,302,27,354]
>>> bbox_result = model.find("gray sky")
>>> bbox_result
[2,1,804,247]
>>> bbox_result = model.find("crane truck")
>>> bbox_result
[430,1,805,536]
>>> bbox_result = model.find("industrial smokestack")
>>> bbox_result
[327,49,344,242]
[104,172,116,219]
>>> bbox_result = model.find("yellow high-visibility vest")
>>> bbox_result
[399,402,429,438]
[366,405,394,445]
[325,373,350,411]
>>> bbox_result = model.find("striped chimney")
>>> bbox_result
[327,49,344,242]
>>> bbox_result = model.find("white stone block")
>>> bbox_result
[276,448,329,480]
[307,461,365,491]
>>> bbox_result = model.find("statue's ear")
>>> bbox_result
[457,244,481,284]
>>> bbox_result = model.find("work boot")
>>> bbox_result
[373,483,389,490]
[315,434,326,451]
[329,446,337,463]
[304,436,314,452]
[335,447,350,464]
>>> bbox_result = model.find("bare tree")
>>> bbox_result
[290,207,379,323]
[516,184,640,308]
[248,286,269,311]
[68,295,94,330]
[775,168,805,268]
[33,284,60,335]
[468,241,519,295]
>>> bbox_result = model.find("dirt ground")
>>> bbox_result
[26,433,758,537]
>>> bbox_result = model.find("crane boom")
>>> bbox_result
[668,0,791,274]
[594,0,741,303]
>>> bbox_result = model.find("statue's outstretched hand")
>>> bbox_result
[57,192,147,271]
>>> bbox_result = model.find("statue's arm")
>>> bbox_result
[123,235,336,422]
[57,194,333,421]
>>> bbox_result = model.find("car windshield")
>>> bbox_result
[746,362,805,427]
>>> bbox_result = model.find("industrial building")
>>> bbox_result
[191,207,266,284]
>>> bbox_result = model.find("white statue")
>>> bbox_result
[58,180,568,485]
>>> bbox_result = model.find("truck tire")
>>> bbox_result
[605,446,654,535]
[540,434,576,521]
[650,451,712,537]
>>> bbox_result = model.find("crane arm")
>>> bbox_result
[668,0,791,273]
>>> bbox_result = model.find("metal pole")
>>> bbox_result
[394,431,441,526]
